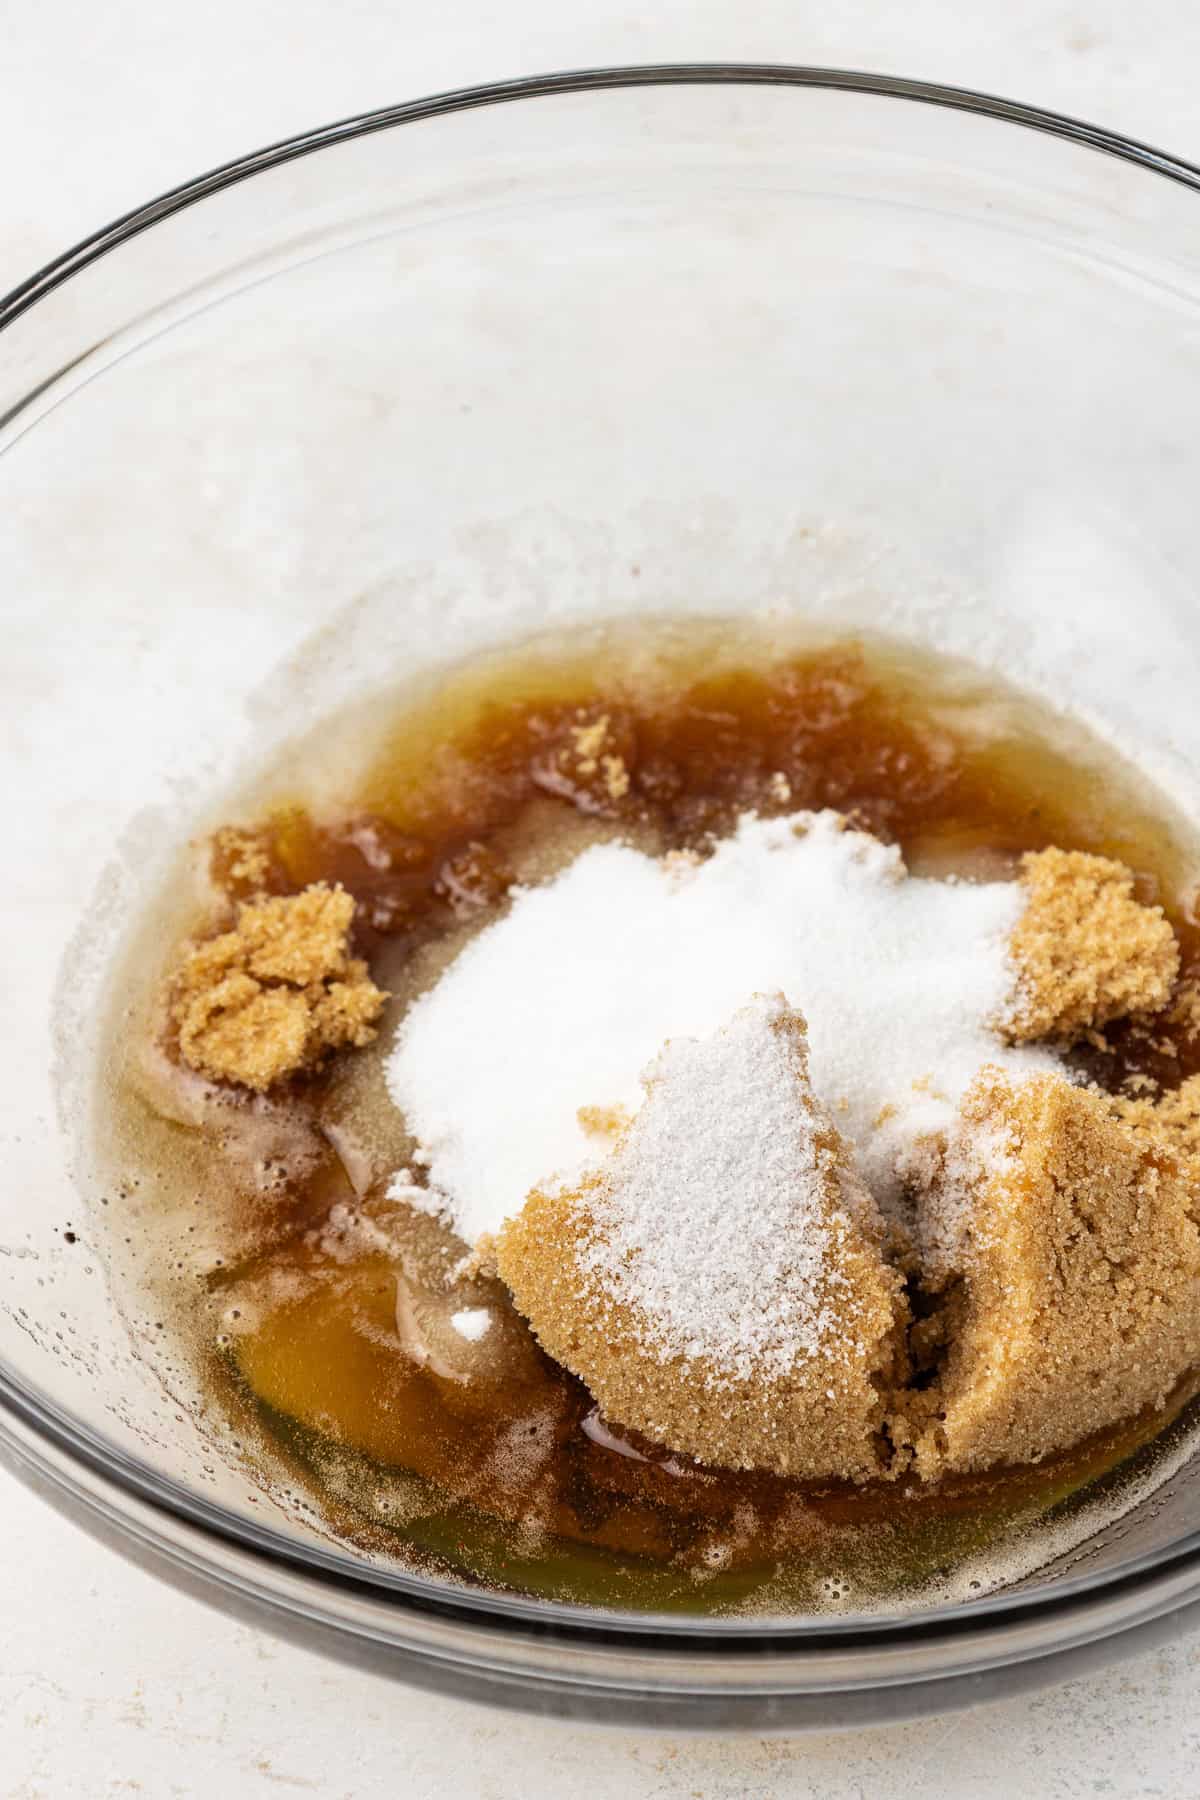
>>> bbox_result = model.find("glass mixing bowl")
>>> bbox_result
[6,65,1200,1732]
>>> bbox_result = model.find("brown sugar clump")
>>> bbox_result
[575,1103,632,1142]
[894,1070,1200,1478]
[1166,978,1200,1041]
[532,709,635,814]
[1005,848,1178,1044]
[1112,1074,1200,1185]
[497,998,908,1480]
[211,826,275,895]
[173,883,386,1091]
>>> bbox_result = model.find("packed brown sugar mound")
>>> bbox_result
[173,883,386,1091]
[497,995,908,1480]
[895,1069,1200,1479]
[1005,847,1178,1043]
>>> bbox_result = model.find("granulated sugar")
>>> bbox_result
[387,810,1059,1245]
[450,1307,493,1342]
[572,997,844,1379]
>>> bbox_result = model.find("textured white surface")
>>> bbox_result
[390,815,1039,1239]
[7,2,1200,1794]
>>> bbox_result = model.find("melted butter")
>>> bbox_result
[102,621,1200,1612]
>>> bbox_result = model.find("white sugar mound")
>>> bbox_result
[386,810,1057,1245]
[575,995,843,1379]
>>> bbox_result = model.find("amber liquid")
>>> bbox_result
[105,623,1200,1614]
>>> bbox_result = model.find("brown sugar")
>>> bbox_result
[575,1103,632,1142]
[173,883,386,1091]
[1165,978,1200,1043]
[211,826,274,894]
[601,756,630,801]
[1112,1073,1200,1183]
[533,710,634,813]
[570,717,610,768]
[1005,848,1178,1043]
[895,1069,1200,1478]
[499,1194,907,1484]
[497,998,908,1480]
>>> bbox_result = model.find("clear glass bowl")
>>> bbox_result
[6,65,1200,1731]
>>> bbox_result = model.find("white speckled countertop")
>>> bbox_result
[6,3,1200,1793]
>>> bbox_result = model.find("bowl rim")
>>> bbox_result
[5,59,1200,335]
[5,60,1200,1645]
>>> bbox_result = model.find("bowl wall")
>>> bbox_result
[6,69,1200,1722]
